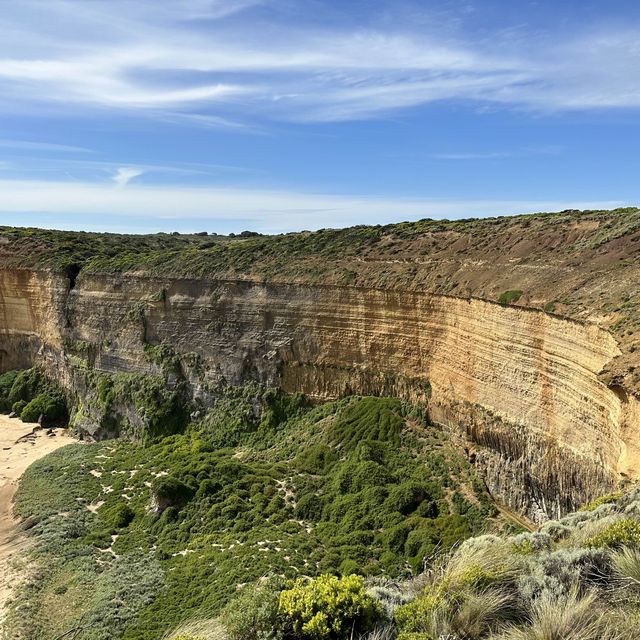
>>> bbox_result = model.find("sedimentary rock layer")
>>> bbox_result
[0,268,636,521]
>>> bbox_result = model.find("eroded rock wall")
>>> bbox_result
[0,269,67,372]
[0,269,634,520]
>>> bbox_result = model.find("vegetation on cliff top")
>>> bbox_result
[1,207,639,278]
[5,391,498,640]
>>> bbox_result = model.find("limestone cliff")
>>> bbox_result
[0,261,637,522]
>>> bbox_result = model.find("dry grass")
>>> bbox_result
[440,536,522,590]
[611,546,640,585]
[358,625,396,640]
[494,589,620,640]
[163,618,228,640]
[443,589,515,639]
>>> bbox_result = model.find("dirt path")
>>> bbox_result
[0,415,73,627]
[494,501,536,532]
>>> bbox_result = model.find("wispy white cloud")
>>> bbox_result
[0,2,638,124]
[0,139,92,153]
[0,178,625,233]
[434,151,519,160]
[113,167,144,188]
[432,146,563,160]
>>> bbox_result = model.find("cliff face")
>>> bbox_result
[1,267,636,521]
[0,269,67,371]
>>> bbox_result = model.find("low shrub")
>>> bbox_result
[0,369,19,411]
[498,290,523,305]
[0,368,68,423]
[395,588,513,640]
[329,397,404,450]
[11,399,27,416]
[6,391,495,639]
[278,574,383,640]
[100,502,135,529]
[221,580,284,640]
[584,519,640,549]
[497,588,617,640]
[20,391,67,423]
[151,476,195,512]
[386,482,430,515]
[580,492,623,512]
[8,368,48,404]
[296,444,338,474]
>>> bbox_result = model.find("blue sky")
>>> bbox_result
[0,0,639,233]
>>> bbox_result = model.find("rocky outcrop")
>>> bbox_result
[0,268,636,521]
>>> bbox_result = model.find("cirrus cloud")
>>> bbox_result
[0,1,639,125]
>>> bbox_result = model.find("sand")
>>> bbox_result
[0,415,73,626]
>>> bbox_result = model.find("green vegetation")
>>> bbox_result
[278,574,382,640]
[0,367,67,424]
[20,390,67,423]
[376,490,640,639]
[72,369,190,440]
[0,226,228,272]
[0,369,19,411]
[580,491,623,512]
[6,391,496,640]
[497,290,523,305]
[221,580,284,640]
[584,518,640,548]
[9,380,640,639]
[150,483,640,640]
[2,208,639,282]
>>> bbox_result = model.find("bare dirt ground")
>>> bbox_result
[0,415,72,627]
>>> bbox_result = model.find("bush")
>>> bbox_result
[329,398,404,450]
[386,482,430,515]
[20,391,67,423]
[0,370,19,411]
[580,492,623,512]
[295,493,323,521]
[151,476,195,513]
[395,589,513,640]
[498,290,523,305]
[100,502,135,529]
[8,368,48,405]
[278,574,383,640]
[11,400,27,416]
[584,519,640,549]
[296,444,338,474]
[4,387,496,639]
[221,580,284,640]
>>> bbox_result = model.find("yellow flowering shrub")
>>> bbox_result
[584,519,640,548]
[278,574,382,639]
[580,492,623,512]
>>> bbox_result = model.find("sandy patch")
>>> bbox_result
[0,414,73,626]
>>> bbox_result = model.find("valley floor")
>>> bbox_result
[0,416,71,625]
